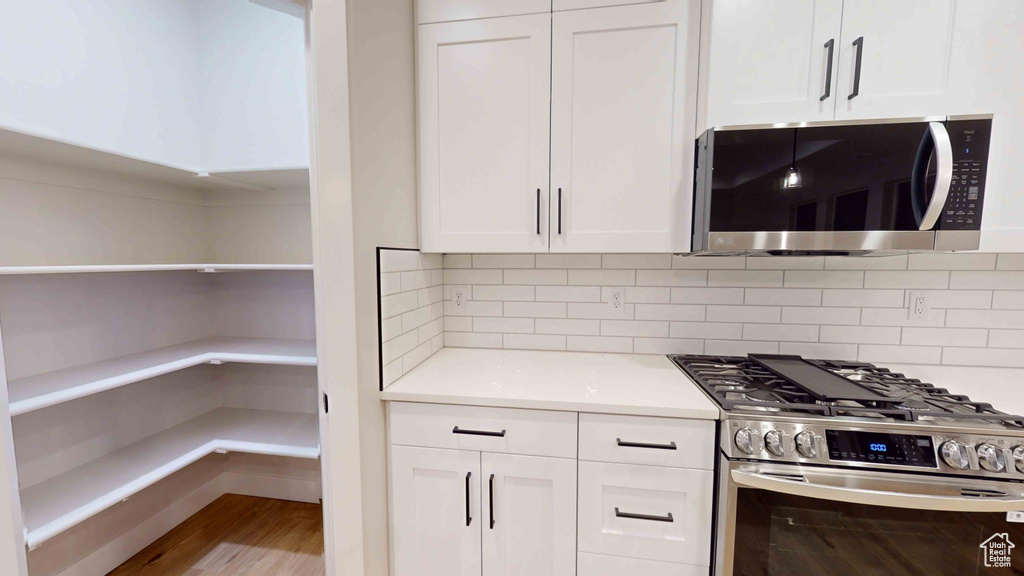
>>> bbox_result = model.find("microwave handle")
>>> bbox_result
[911,121,954,231]
[731,469,1024,512]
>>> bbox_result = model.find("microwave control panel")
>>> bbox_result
[941,118,992,231]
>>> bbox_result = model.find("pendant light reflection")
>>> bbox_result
[783,127,803,189]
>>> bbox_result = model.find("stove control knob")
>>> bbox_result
[764,430,791,457]
[795,431,818,459]
[735,428,762,455]
[1013,446,1024,473]
[977,443,1006,473]
[940,441,971,470]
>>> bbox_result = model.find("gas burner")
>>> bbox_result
[894,398,931,411]
[740,389,777,403]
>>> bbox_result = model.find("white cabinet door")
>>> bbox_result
[834,0,958,121]
[418,15,551,253]
[549,0,699,253]
[554,0,666,11]
[704,0,843,127]
[481,453,577,576]
[418,0,551,24]
[391,446,481,576]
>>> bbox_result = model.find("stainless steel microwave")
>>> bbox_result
[691,115,993,255]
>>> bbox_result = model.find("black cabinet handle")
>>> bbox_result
[848,36,863,100]
[453,426,506,437]
[536,188,541,234]
[465,472,472,527]
[488,474,495,529]
[557,188,562,234]
[616,438,677,451]
[820,38,834,102]
[615,507,674,523]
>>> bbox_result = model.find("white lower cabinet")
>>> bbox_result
[482,453,577,576]
[391,445,482,576]
[389,405,714,576]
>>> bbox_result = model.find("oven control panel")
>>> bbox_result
[724,418,1024,480]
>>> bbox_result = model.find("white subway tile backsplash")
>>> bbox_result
[946,309,1024,329]
[636,269,707,287]
[633,338,704,354]
[473,254,535,269]
[536,254,602,268]
[504,269,568,285]
[403,341,434,372]
[745,288,822,307]
[601,320,669,338]
[474,317,534,334]
[535,318,601,336]
[782,307,860,326]
[382,331,419,364]
[382,358,403,386]
[821,289,904,308]
[380,272,402,296]
[907,290,992,310]
[382,291,419,319]
[743,324,818,342]
[705,340,779,355]
[444,332,503,349]
[901,327,988,347]
[859,344,942,365]
[419,318,443,343]
[569,302,636,320]
[785,271,863,288]
[612,287,669,304]
[861,307,944,327]
[988,330,1024,348]
[635,304,705,321]
[949,271,1024,290]
[504,302,567,318]
[443,254,472,269]
[819,325,901,345]
[824,255,908,270]
[746,256,823,270]
[444,268,503,285]
[444,316,472,332]
[864,271,949,289]
[380,250,422,272]
[444,300,503,317]
[779,342,858,360]
[943,347,1024,368]
[671,287,744,305]
[503,333,566,351]
[907,253,996,271]
[670,321,743,340]
[381,316,403,343]
[709,270,783,288]
[401,269,432,291]
[672,255,745,269]
[566,335,633,353]
[602,254,672,269]
[569,269,636,286]
[997,254,1024,270]
[536,286,602,302]
[708,305,780,324]
[418,286,444,307]
[473,285,535,301]
[401,306,432,332]
[993,291,1024,310]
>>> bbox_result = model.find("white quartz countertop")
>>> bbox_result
[889,364,1024,419]
[380,347,721,420]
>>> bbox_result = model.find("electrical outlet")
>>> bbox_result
[609,289,624,310]
[453,289,465,308]
[1007,511,1024,523]
[908,291,929,320]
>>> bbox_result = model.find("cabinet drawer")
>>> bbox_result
[578,552,706,576]
[389,402,577,458]
[579,413,714,470]
[578,461,713,565]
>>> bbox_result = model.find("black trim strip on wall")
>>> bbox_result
[376,246,422,392]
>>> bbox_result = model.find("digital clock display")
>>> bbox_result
[826,430,937,467]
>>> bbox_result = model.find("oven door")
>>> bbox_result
[717,460,1024,575]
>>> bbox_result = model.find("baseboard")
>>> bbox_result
[54,471,320,576]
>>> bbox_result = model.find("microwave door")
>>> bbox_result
[912,122,954,232]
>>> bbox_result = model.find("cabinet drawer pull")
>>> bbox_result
[465,471,472,527]
[848,36,863,100]
[453,426,506,437]
[614,507,674,523]
[616,438,677,450]
[820,38,834,101]
[488,473,495,529]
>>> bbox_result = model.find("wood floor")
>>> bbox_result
[107,495,325,576]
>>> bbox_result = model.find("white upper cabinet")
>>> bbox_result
[417,15,551,253]
[418,0,551,24]
[833,0,958,121]
[554,0,667,10]
[481,453,576,576]
[549,0,699,252]
[391,446,482,576]
[704,0,843,127]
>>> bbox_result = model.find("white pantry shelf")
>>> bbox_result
[8,337,317,416]
[0,263,313,275]
[20,407,320,549]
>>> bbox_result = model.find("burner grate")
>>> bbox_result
[671,354,1024,428]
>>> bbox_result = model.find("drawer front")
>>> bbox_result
[578,461,713,565]
[578,552,706,576]
[389,402,577,458]
[579,413,715,469]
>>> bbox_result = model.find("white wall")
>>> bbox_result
[196,0,310,171]
[0,0,205,169]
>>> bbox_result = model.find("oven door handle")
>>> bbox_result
[731,469,1024,512]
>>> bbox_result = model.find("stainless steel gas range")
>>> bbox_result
[670,353,1024,576]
